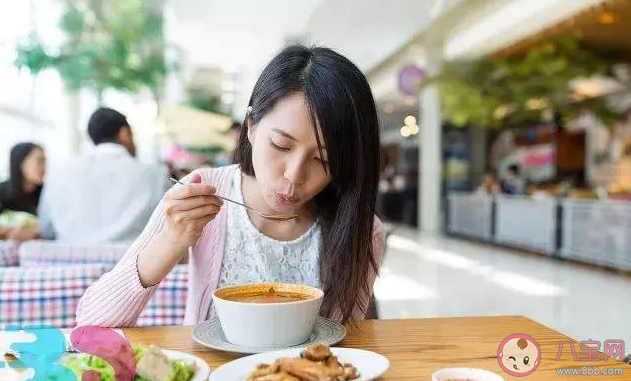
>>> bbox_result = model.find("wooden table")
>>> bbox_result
[123,315,630,380]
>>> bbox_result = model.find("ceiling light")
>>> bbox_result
[598,12,616,24]
[526,98,548,110]
[494,106,508,119]
[410,124,419,135]
[400,126,411,137]
[383,104,394,114]
[404,115,417,126]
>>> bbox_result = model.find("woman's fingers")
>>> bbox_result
[169,183,217,200]
[168,195,223,212]
[171,204,221,224]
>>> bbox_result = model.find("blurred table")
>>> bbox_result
[123,315,629,380]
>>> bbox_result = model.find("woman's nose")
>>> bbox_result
[284,157,307,185]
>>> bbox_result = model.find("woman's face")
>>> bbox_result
[21,148,46,185]
[248,93,332,215]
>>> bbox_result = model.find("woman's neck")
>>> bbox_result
[21,180,37,194]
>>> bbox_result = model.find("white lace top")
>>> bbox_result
[207,169,322,319]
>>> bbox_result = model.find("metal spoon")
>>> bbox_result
[169,177,298,222]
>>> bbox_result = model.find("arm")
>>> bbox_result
[75,198,171,327]
[76,171,222,327]
[352,221,386,320]
[329,219,387,322]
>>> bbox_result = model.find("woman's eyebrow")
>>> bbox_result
[271,128,298,141]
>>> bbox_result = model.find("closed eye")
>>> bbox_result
[508,356,516,361]
[270,140,290,151]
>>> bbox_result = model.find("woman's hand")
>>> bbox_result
[162,173,223,250]
[7,225,41,242]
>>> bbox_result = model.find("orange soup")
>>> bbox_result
[224,289,314,303]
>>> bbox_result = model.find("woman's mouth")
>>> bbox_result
[274,193,299,206]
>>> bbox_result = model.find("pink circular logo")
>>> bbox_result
[497,333,541,377]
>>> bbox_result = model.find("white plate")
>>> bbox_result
[211,347,389,381]
[432,367,505,381]
[193,316,346,354]
[54,349,211,381]
[162,350,211,381]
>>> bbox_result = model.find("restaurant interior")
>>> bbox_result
[2,0,631,380]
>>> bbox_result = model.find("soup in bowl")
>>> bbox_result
[212,283,324,348]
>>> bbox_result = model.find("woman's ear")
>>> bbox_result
[247,119,256,144]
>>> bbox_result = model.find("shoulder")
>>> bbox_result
[370,215,387,262]
[192,164,239,182]
[0,180,10,199]
[371,215,385,241]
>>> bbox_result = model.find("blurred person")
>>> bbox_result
[38,107,170,243]
[525,181,551,199]
[501,164,525,195]
[475,171,500,195]
[76,44,385,327]
[0,142,46,215]
[0,142,46,241]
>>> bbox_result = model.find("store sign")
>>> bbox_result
[398,65,425,96]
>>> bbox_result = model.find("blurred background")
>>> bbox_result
[2,0,631,350]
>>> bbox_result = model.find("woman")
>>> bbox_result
[77,45,385,327]
[0,143,46,240]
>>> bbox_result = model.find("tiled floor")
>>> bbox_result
[374,225,631,349]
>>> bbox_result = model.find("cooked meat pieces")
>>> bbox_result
[249,371,301,381]
[300,344,333,362]
[324,355,341,371]
[248,364,281,380]
[276,358,345,381]
[341,364,359,379]
[247,344,360,381]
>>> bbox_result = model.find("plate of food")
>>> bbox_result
[59,344,210,381]
[4,344,210,381]
[210,343,389,381]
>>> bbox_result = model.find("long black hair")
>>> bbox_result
[235,45,381,323]
[9,142,43,198]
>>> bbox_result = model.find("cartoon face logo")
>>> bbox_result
[498,334,541,376]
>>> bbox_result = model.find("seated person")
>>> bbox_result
[76,45,386,327]
[0,142,46,242]
[475,171,500,195]
[38,107,170,243]
[501,164,526,195]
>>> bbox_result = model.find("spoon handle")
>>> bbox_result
[212,193,256,212]
[169,177,257,213]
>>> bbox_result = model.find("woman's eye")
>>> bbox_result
[270,141,290,151]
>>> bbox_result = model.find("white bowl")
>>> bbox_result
[432,368,505,381]
[212,283,324,348]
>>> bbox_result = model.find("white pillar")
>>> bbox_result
[68,92,82,153]
[418,47,443,233]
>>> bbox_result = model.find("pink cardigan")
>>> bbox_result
[76,164,386,327]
